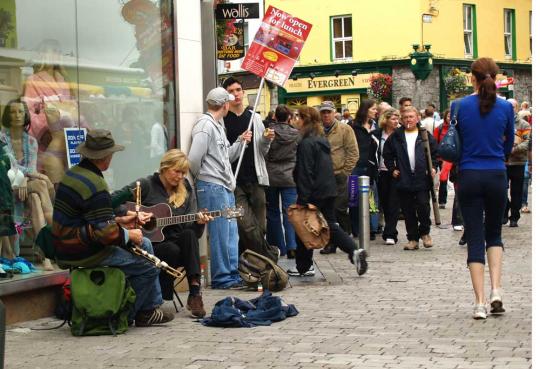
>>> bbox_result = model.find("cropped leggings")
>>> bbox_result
[457,170,507,265]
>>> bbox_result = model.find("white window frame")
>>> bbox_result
[463,5,473,57]
[504,9,513,58]
[331,16,353,61]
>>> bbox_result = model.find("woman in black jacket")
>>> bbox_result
[288,106,367,277]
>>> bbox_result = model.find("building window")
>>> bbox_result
[504,9,515,59]
[463,4,476,58]
[331,16,352,60]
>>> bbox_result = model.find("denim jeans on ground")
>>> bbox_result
[99,238,163,318]
[196,180,242,288]
[266,186,297,255]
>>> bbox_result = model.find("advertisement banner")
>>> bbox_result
[241,6,312,87]
[64,128,87,168]
[216,21,245,61]
[215,3,260,20]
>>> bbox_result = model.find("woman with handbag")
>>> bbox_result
[453,58,514,319]
[287,106,367,277]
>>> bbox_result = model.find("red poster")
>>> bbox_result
[241,6,312,86]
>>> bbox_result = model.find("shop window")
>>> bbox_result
[0,0,176,262]
[504,9,516,60]
[331,16,352,61]
[463,4,477,58]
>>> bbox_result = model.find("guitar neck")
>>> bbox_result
[156,210,222,227]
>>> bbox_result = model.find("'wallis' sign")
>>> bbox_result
[215,3,260,20]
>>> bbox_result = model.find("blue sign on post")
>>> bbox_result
[64,128,87,168]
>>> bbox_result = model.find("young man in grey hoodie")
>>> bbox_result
[188,87,251,289]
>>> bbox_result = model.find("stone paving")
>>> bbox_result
[5,200,532,369]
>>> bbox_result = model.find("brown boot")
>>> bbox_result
[403,240,419,250]
[421,234,433,248]
[187,294,206,318]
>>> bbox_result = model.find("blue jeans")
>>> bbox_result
[265,186,297,255]
[196,180,242,288]
[99,238,162,318]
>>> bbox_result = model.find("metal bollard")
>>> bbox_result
[358,175,370,256]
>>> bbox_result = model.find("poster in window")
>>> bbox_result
[216,21,245,61]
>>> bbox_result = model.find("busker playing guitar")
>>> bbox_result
[113,149,213,318]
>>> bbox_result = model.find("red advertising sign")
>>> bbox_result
[241,6,312,86]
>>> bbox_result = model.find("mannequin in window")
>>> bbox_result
[23,39,73,154]
[0,135,17,259]
[40,101,79,185]
[1,98,55,269]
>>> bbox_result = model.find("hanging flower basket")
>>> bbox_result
[444,68,468,99]
[367,73,392,101]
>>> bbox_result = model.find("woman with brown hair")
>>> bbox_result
[287,106,367,277]
[454,57,514,319]
[115,149,212,318]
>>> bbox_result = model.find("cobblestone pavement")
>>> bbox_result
[5,200,532,369]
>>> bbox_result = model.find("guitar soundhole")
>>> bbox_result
[143,217,157,232]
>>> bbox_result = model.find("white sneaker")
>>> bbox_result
[385,238,396,245]
[287,265,315,277]
[473,304,487,320]
[453,225,464,231]
[303,265,315,277]
[490,289,505,315]
[353,249,368,276]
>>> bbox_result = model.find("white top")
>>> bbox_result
[379,131,389,171]
[150,122,167,158]
[421,117,435,134]
[404,130,418,172]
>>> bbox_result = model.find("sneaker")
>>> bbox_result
[458,236,467,246]
[320,244,336,254]
[404,240,419,250]
[473,304,487,320]
[385,238,396,245]
[421,234,433,248]
[353,249,368,276]
[228,281,247,290]
[135,307,175,327]
[490,289,505,315]
[187,294,206,318]
[453,225,464,231]
[287,265,315,277]
[303,265,315,277]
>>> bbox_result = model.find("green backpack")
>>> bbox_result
[70,267,136,336]
[238,249,289,292]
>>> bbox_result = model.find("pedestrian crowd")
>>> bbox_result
[47,57,530,327]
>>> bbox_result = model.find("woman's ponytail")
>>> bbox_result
[471,58,499,115]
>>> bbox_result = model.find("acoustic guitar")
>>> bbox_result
[125,202,244,242]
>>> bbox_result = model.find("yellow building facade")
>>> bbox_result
[221,0,532,117]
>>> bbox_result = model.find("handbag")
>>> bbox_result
[438,100,462,163]
[287,204,330,250]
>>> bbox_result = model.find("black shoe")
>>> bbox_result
[502,217,509,225]
[375,225,383,234]
[320,244,336,254]
[286,249,296,259]
[459,236,466,246]
[509,220,518,227]
[369,233,376,241]
[439,204,446,209]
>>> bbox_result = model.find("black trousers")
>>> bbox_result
[438,180,448,205]
[398,189,431,241]
[505,165,525,222]
[377,171,399,241]
[153,229,200,301]
[235,183,279,262]
[296,197,356,274]
[334,174,351,234]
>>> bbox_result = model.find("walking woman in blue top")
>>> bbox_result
[453,58,514,320]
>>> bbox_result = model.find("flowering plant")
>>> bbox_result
[367,73,392,101]
[444,68,468,98]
